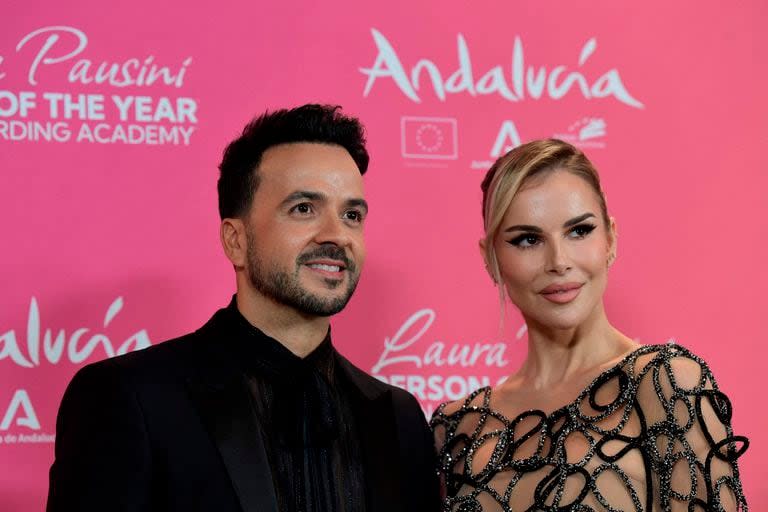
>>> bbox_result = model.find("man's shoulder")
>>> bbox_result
[69,308,228,388]
[335,352,422,410]
[111,330,204,369]
[66,330,202,391]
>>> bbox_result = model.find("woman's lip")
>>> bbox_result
[540,282,583,294]
[540,283,583,304]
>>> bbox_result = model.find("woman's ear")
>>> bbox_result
[607,216,618,267]
[478,238,496,283]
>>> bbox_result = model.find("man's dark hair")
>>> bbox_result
[217,104,369,219]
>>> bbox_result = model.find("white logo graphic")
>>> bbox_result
[0,26,198,146]
[372,308,525,416]
[553,117,607,148]
[361,29,644,108]
[0,296,151,368]
[470,119,524,170]
[577,117,606,140]
[490,120,522,158]
[1,390,40,431]
[401,116,458,159]
[13,26,191,87]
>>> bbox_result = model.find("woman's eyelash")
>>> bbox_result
[507,223,597,248]
[508,233,541,248]
[570,223,596,237]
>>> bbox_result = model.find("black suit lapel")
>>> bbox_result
[338,357,403,512]
[187,374,278,512]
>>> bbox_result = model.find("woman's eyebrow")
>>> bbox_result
[504,224,542,233]
[504,213,597,233]
[563,213,596,228]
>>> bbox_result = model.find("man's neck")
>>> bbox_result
[235,292,330,358]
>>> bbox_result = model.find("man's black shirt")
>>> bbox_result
[228,304,366,512]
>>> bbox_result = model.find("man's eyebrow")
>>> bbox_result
[280,190,325,207]
[504,213,597,233]
[345,198,369,214]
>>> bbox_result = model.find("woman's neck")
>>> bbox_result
[517,304,638,390]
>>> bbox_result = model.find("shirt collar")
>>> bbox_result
[224,296,336,381]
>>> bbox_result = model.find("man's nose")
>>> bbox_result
[315,212,351,247]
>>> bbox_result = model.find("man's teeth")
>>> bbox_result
[309,264,341,272]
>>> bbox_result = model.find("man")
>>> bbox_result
[47,104,439,512]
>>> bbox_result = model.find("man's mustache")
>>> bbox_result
[297,245,356,272]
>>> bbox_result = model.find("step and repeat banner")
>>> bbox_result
[1,1,766,509]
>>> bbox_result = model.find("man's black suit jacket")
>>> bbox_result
[46,306,440,512]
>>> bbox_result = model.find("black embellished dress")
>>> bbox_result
[430,343,748,511]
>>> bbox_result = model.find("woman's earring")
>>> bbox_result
[485,265,498,284]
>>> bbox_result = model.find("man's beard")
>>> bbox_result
[245,232,360,317]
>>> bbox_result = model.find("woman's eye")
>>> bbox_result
[569,224,596,238]
[509,234,540,248]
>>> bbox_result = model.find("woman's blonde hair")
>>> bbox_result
[480,139,609,307]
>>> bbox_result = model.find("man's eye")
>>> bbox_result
[291,203,313,215]
[344,210,364,222]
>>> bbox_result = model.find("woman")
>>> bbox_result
[430,140,748,511]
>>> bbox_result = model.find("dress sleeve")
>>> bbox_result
[642,346,748,511]
[429,389,494,505]
[430,401,451,502]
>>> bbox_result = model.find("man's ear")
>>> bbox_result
[220,218,247,268]
[607,216,618,267]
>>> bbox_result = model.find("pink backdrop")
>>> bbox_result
[2,1,766,509]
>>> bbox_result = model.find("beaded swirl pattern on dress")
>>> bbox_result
[430,343,748,511]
